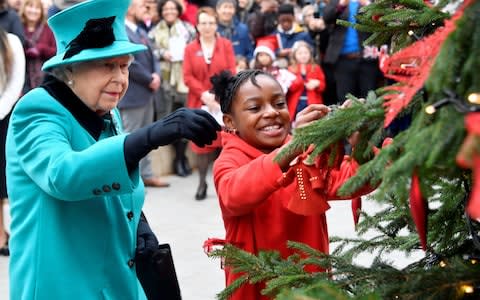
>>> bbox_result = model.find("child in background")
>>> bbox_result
[252,40,296,94]
[287,40,326,121]
[209,69,369,300]
[275,3,314,68]
[235,55,249,73]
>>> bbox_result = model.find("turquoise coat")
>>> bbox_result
[6,83,147,300]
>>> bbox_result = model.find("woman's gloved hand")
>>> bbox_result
[136,212,158,259]
[148,108,220,147]
[124,108,221,172]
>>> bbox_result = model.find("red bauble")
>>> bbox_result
[410,171,428,251]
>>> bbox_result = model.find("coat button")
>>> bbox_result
[102,185,111,193]
[112,182,121,190]
[127,259,135,268]
[127,211,134,220]
[92,188,102,195]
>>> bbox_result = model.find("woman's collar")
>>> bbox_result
[41,75,105,140]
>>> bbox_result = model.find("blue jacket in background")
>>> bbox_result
[276,25,314,50]
[217,19,254,62]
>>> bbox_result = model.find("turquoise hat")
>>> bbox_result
[42,0,146,71]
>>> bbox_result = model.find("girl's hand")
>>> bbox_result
[294,104,330,128]
[305,79,320,90]
[359,0,371,6]
[201,91,220,113]
[163,51,172,62]
[277,105,329,171]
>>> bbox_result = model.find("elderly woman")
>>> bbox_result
[6,0,220,299]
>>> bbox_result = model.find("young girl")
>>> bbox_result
[287,40,326,121]
[252,42,296,94]
[209,69,367,300]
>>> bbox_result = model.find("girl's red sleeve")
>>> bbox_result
[325,156,373,199]
[213,150,284,217]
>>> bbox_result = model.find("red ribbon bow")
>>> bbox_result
[278,143,345,216]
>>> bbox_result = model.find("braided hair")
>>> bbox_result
[210,69,277,114]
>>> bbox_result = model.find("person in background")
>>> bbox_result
[235,54,248,72]
[183,6,236,200]
[41,0,53,15]
[301,3,327,61]
[140,0,160,32]
[149,0,197,177]
[216,0,254,62]
[301,1,337,105]
[323,0,382,104]
[47,0,83,17]
[0,0,25,44]
[286,40,325,121]
[0,27,25,256]
[209,69,368,300]
[120,0,169,188]
[177,0,198,26]
[246,0,277,43]
[20,0,56,94]
[275,3,314,68]
[235,0,253,23]
[6,0,220,298]
[7,0,21,12]
[252,39,296,94]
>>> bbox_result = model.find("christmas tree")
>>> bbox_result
[209,0,480,299]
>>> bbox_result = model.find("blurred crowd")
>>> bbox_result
[0,0,387,254]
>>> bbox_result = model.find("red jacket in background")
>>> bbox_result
[23,23,56,92]
[183,36,236,109]
[213,131,361,300]
[286,63,326,120]
[179,0,198,26]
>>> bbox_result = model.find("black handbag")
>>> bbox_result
[136,243,182,300]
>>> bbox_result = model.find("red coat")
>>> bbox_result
[213,131,361,300]
[286,64,326,120]
[179,0,198,26]
[183,36,236,110]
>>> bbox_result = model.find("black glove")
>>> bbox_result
[124,108,221,172]
[136,212,159,259]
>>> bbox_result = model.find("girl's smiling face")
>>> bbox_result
[294,45,312,65]
[223,74,291,153]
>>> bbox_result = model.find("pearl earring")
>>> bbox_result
[67,80,73,86]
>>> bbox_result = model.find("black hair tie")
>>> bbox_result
[63,16,116,60]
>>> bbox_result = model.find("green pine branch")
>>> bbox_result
[210,2,480,299]
[337,0,449,51]
[210,241,480,299]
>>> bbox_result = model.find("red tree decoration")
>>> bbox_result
[456,113,480,220]
[409,170,428,251]
[380,0,473,127]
